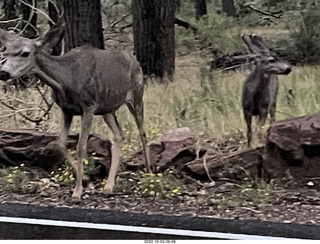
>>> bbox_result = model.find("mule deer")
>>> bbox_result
[0,18,151,201]
[241,35,291,147]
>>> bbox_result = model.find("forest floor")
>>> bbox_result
[0,173,320,226]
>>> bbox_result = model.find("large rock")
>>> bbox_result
[125,127,196,172]
[0,129,111,172]
[265,112,320,181]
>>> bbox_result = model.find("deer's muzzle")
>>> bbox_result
[0,71,11,81]
[282,67,291,75]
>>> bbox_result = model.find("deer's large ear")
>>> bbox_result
[242,34,255,54]
[0,28,15,42]
[250,35,270,55]
[39,13,65,50]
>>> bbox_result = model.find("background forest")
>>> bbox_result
[0,0,320,154]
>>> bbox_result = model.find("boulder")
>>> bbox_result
[265,112,320,181]
[0,129,111,172]
[125,127,196,172]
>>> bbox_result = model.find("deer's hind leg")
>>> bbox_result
[102,112,124,194]
[126,89,152,173]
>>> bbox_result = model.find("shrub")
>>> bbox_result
[50,154,100,186]
[211,178,273,209]
[0,164,38,194]
[135,171,182,198]
[175,12,242,55]
[106,169,183,199]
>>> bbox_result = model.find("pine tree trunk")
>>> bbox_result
[221,0,236,16]
[1,0,17,20]
[132,0,175,81]
[194,0,207,19]
[55,0,104,51]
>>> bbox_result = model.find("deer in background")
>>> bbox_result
[241,35,291,147]
[0,17,151,201]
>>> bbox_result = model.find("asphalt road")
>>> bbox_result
[0,202,318,240]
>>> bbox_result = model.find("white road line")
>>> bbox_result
[0,216,300,240]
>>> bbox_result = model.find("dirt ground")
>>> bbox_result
[0,176,320,226]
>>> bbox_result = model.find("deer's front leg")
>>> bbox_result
[58,112,77,169]
[72,107,95,201]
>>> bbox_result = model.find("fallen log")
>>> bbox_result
[265,112,320,182]
[183,147,265,181]
[0,129,111,172]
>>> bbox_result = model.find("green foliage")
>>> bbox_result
[285,4,320,64]
[196,13,242,53]
[135,171,182,198]
[211,179,273,209]
[50,155,100,186]
[0,164,38,194]
[175,12,242,55]
[83,156,102,178]
[50,163,75,186]
[101,0,131,29]
[109,170,183,199]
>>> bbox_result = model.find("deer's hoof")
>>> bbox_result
[103,184,114,196]
[71,196,82,204]
[72,187,83,203]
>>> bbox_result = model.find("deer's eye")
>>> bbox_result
[269,59,276,63]
[21,52,30,58]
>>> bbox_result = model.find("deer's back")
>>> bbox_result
[53,46,143,115]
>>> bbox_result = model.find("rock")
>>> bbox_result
[0,129,111,172]
[39,178,51,185]
[125,127,196,172]
[265,112,320,182]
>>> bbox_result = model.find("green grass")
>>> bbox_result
[211,178,274,209]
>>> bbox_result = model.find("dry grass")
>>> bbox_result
[0,54,320,155]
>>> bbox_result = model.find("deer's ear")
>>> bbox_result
[0,29,15,42]
[41,21,65,50]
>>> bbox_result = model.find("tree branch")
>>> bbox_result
[174,17,197,34]
[245,4,282,18]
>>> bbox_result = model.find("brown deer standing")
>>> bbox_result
[241,35,291,147]
[0,18,151,201]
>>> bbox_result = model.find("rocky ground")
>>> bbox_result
[1,122,320,227]
[0,175,320,226]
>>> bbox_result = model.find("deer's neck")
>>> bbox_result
[250,66,271,86]
[34,49,72,99]
[35,50,71,82]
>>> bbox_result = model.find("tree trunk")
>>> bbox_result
[1,0,17,20]
[194,0,207,19]
[221,0,236,16]
[132,0,175,81]
[55,0,104,51]
[19,0,37,38]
